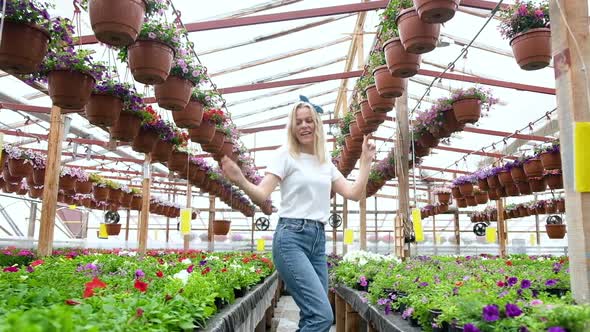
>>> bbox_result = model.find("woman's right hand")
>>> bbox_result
[221,156,245,185]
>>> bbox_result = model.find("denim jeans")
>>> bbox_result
[273,217,333,332]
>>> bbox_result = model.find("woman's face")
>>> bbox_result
[294,106,315,147]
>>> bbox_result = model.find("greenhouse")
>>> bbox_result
[0,0,588,331]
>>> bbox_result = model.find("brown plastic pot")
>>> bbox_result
[130,196,142,210]
[108,188,123,203]
[437,193,451,204]
[106,223,122,236]
[202,130,225,155]
[383,38,421,78]
[540,151,561,170]
[154,75,194,111]
[366,85,395,113]
[132,127,160,154]
[110,111,141,142]
[465,196,477,206]
[360,100,386,125]
[29,186,44,199]
[120,193,133,208]
[8,158,33,179]
[373,65,405,98]
[88,0,146,46]
[474,192,489,205]
[487,189,499,201]
[545,224,566,239]
[451,186,462,200]
[545,174,563,190]
[456,198,467,208]
[487,174,501,189]
[355,111,374,135]
[349,120,363,142]
[59,175,76,191]
[128,40,174,84]
[48,70,96,110]
[151,140,173,163]
[529,178,546,192]
[505,184,520,196]
[173,100,204,128]
[477,179,489,191]
[189,121,216,144]
[168,150,189,173]
[418,131,439,148]
[413,0,460,23]
[85,93,123,127]
[220,140,236,160]
[458,183,473,196]
[452,98,482,124]
[498,170,514,186]
[441,110,464,134]
[0,21,50,74]
[510,166,527,183]
[33,168,45,186]
[396,8,441,54]
[510,28,551,71]
[75,180,93,194]
[516,181,532,195]
[523,158,543,178]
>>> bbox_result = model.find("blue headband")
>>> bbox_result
[299,95,324,114]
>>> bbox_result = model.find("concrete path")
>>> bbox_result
[273,295,336,332]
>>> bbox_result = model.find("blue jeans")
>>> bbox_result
[273,217,333,332]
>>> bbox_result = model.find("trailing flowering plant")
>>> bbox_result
[356,74,375,99]
[191,90,219,107]
[432,186,452,194]
[450,86,499,112]
[118,20,185,62]
[1,0,52,27]
[190,157,211,172]
[367,50,386,72]
[120,185,132,194]
[544,169,562,176]
[4,145,36,163]
[60,167,88,182]
[452,175,476,186]
[339,111,355,135]
[203,109,226,126]
[498,0,550,40]
[534,139,560,156]
[167,128,190,148]
[376,0,413,39]
[170,49,207,85]
[31,152,46,169]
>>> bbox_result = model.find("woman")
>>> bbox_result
[220,102,375,332]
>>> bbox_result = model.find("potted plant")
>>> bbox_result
[132,105,164,153]
[523,157,544,178]
[109,89,149,142]
[0,0,51,74]
[395,2,440,54]
[449,86,498,124]
[167,132,191,173]
[486,166,502,189]
[89,173,108,201]
[370,49,405,99]
[357,77,387,124]
[473,187,489,205]
[497,163,515,187]
[71,168,91,194]
[85,78,130,127]
[106,180,123,203]
[155,49,206,111]
[537,140,561,171]
[473,169,490,191]
[545,215,566,239]
[5,145,35,179]
[515,181,532,195]
[544,169,563,190]
[192,108,225,145]
[508,157,528,183]
[82,0,168,46]
[59,167,82,191]
[452,175,475,197]
[412,0,460,24]
[498,0,551,70]
[119,19,183,84]
[173,89,215,129]
[130,189,143,211]
[380,2,422,78]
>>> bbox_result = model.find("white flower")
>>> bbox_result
[181,258,192,265]
[173,270,190,285]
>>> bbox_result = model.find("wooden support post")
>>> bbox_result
[550,0,590,303]
[454,210,461,254]
[27,202,37,238]
[342,198,348,255]
[360,190,367,250]
[138,154,152,256]
[38,106,64,256]
[125,209,130,242]
[345,302,360,332]
[394,89,411,258]
[184,185,191,250]
[335,294,345,332]
[208,195,215,251]
[496,198,507,258]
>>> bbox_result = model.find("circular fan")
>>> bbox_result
[328,213,342,228]
[404,233,416,244]
[473,222,487,236]
[546,215,562,225]
[255,217,270,231]
[104,211,120,224]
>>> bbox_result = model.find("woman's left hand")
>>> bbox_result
[360,135,376,165]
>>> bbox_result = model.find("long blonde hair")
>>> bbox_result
[286,102,327,163]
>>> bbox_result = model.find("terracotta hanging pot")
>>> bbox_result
[48,70,96,110]
[120,192,133,208]
[487,189,499,200]
[189,121,216,144]
[497,170,514,186]
[540,151,561,170]
[220,140,237,161]
[360,100,386,125]
[8,158,33,179]
[75,180,93,194]
[556,199,565,213]
[93,186,109,201]
[458,183,473,196]
[396,8,441,54]
[366,85,395,113]
[477,179,489,191]
[202,130,225,155]
[486,174,501,189]
[496,187,507,198]
[29,186,44,199]
[465,196,477,206]
[88,0,146,46]
[412,143,430,157]
[545,174,563,190]
[509,28,551,71]
[105,223,122,236]
[190,168,206,187]
[168,150,189,173]
[132,127,160,154]
[510,166,527,183]
[2,181,19,193]
[85,93,123,127]
[455,198,467,208]
[516,181,532,195]
[452,98,482,124]
[59,175,76,191]
[213,220,231,235]
[349,120,363,142]
[545,204,557,214]
[436,193,451,204]
[3,164,23,184]
[545,224,566,239]
[110,111,141,142]
[0,21,50,74]
[16,186,28,196]
[33,168,45,186]
[128,40,174,85]
[418,131,439,148]
[475,192,489,205]
[373,65,405,98]
[154,75,194,111]
[383,38,421,78]
[523,158,543,178]
[529,177,546,192]
[355,111,373,135]
[441,110,464,133]
[130,196,142,210]
[173,100,204,128]
[345,135,362,154]
[108,188,123,203]
[413,0,460,23]
[505,184,520,196]
[151,140,173,163]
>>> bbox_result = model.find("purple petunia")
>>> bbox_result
[359,276,368,287]
[545,279,558,287]
[547,327,566,332]
[505,303,523,318]
[135,269,145,279]
[521,279,531,289]
[464,323,481,332]
[482,304,500,322]
[419,282,429,287]
[519,327,529,332]
[507,276,518,286]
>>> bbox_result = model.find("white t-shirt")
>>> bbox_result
[265,146,344,223]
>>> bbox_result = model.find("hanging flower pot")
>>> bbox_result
[131,196,142,210]
[366,85,394,113]
[105,223,122,236]
[3,164,22,184]
[458,183,473,196]
[545,173,563,190]
[151,140,173,163]
[168,150,189,173]
[155,75,194,111]
[540,151,561,170]
[505,184,520,196]
[128,40,174,85]
[189,121,216,144]
[8,158,33,179]
[486,174,501,189]
[110,111,142,142]
[496,187,507,198]
[221,140,237,161]
[93,185,109,201]
[418,131,439,148]
[88,0,146,46]
[396,8,441,54]
[75,180,93,194]
[349,120,363,142]
[360,100,386,125]
[412,143,430,157]
[497,170,514,186]
[436,192,451,204]
[355,111,374,135]
[3,181,18,193]
[456,198,467,208]
[213,220,231,235]
[345,135,362,154]
[120,192,133,208]
[510,166,527,183]
[383,38,421,78]
[475,192,489,205]
[529,177,546,192]
[465,196,477,206]
[47,70,96,110]
[108,188,123,203]
[441,110,464,134]
[516,182,532,195]
[556,199,565,213]
[545,224,566,239]
[452,98,481,124]
[477,179,489,191]
[413,0,460,23]
[0,21,50,74]
[545,203,557,214]
[373,65,406,98]
[523,158,543,178]
[132,127,160,154]
[510,28,551,71]
[32,168,45,186]
[59,175,76,191]
[487,189,499,201]
[85,93,123,127]
[202,130,225,155]
[450,186,462,199]
[173,100,204,129]
[29,186,44,199]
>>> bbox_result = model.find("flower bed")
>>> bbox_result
[0,248,274,331]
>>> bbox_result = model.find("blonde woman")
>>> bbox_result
[221,102,375,332]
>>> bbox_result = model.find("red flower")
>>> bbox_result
[83,287,94,298]
[86,277,107,289]
[221,268,227,273]
[187,265,194,273]
[156,270,164,278]
[65,299,80,305]
[497,281,505,287]
[136,308,144,317]
[242,257,250,264]
[158,259,165,265]
[3,266,19,273]
[201,267,211,275]
[455,281,464,287]
[31,259,44,267]
[134,279,149,293]
[506,261,513,266]
[255,269,262,274]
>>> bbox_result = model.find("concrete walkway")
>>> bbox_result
[273,296,336,332]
